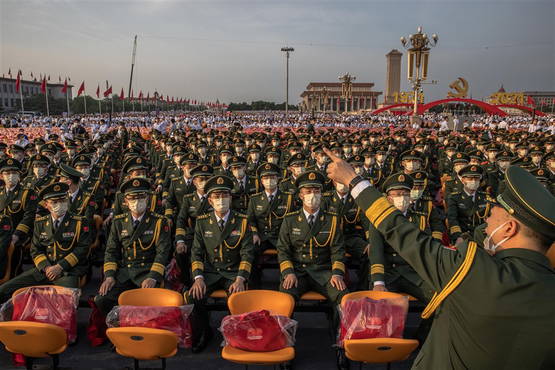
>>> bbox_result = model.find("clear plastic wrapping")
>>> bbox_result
[106,305,194,348]
[338,296,408,346]
[219,310,297,352]
[0,286,81,343]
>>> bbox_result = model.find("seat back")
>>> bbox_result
[12,285,77,299]
[106,327,178,360]
[118,288,184,306]
[344,338,418,363]
[0,321,67,358]
[340,290,405,307]
[228,290,295,317]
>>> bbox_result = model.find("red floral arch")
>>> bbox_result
[417,98,508,116]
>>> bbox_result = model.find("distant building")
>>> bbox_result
[385,49,403,105]
[0,77,72,111]
[300,82,381,112]
[524,91,555,107]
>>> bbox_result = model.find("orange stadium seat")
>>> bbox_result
[118,287,184,306]
[0,321,68,370]
[221,290,296,368]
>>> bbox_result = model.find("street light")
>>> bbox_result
[400,26,438,117]
[281,46,294,118]
[338,73,355,113]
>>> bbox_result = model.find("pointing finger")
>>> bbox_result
[323,147,341,163]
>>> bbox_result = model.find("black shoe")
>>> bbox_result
[336,349,350,370]
[279,361,293,370]
[191,328,213,354]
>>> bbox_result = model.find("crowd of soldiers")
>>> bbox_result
[0,112,554,368]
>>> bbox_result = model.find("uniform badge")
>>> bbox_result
[292,227,301,235]
[204,230,213,237]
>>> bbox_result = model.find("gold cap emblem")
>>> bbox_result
[217,177,224,185]
[308,172,316,180]
[202,165,208,171]
[133,179,140,187]
[399,174,405,181]
[53,185,60,191]
[137,158,142,163]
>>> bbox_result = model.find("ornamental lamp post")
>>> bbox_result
[400,26,438,117]
[339,73,355,114]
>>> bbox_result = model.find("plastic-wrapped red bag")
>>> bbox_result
[338,296,408,346]
[165,258,184,292]
[10,286,80,343]
[219,310,297,352]
[107,305,193,348]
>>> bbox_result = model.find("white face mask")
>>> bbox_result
[79,168,90,178]
[291,166,304,177]
[262,178,277,190]
[487,152,497,161]
[3,173,19,188]
[212,197,231,213]
[34,167,48,178]
[484,221,510,253]
[410,189,423,201]
[51,200,69,217]
[405,161,420,172]
[464,180,480,192]
[302,192,321,209]
[127,198,148,214]
[13,153,24,162]
[232,167,246,179]
[267,157,279,165]
[391,195,410,213]
[335,183,348,194]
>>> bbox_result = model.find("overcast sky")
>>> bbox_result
[1,0,553,104]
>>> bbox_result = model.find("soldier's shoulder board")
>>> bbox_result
[450,191,461,195]
[71,215,85,221]
[184,192,195,198]
[282,190,294,195]
[35,215,48,222]
[197,213,210,220]
[284,210,300,218]
[251,191,263,198]
[171,177,180,182]
[151,212,164,218]
[280,177,291,182]
[235,212,247,218]
[322,191,333,197]
[114,213,127,220]
[325,210,338,216]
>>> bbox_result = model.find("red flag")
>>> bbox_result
[15,71,21,93]
[96,85,100,98]
[40,77,46,94]
[77,81,85,97]
[103,86,112,97]
[139,91,143,100]
[527,96,535,107]
[130,89,134,101]
[61,78,68,93]
[119,88,124,100]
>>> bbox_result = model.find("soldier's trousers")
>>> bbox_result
[0,268,79,304]
[94,279,161,315]
[345,235,369,290]
[184,274,234,342]
[174,249,192,286]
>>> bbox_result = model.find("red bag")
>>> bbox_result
[87,297,107,347]
[11,286,80,343]
[107,305,193,348]
[338,297,408,346]
[220,310,297,352]
[165,258,184,292]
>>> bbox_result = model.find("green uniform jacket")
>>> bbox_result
[446,190,492,243]
[277,209,346,285]
[174,192,212,246]
[191,210,254,280]
[104,211,171,284]
[0,183,38,239]
[355,184,555,369]
[231,175,258,212]
[31,213,92,277]
[247,190,294,247]
[164,177,195,218]
[0,215,12,276]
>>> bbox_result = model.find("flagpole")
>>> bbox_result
[66,89,70,116]
[84,94,87,115]
[45,78,50,116]
[19,76,24,113]
[111,95,114,115]
[98,97,102,115]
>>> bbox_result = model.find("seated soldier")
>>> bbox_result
[94,178,171,315]
[0,183,92,303]
[186,175,254,353]
[447,165,493,246]
[247,163,294,286]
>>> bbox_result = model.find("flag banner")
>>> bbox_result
[77,81,85,97]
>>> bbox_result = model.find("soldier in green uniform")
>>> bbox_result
[246,144,262,176]
[58,163,96,221]
[279,153,307,194]
[229,156,257,212]
[95,178,172,315]
[72,155,105,215]
[0,159,38,254]
[164,153,198,214]
[447,165,493,245]
[0,183,92,303]
[277,170,347,305]
[161,145,188,194]
[409,171,445,241]
[213,144,234,176]
[325,148,555,370]
[186,175,254,353]
[0,200,11,277]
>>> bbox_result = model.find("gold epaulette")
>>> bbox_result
[184,192,195,198]
[151,212,164,218]
[35,215,48,222]
[171,177,180,182]
[325,210,338,216]
[235,212,247,218]
[197,213,210,220]
[71,215,85,220]
[322,191,333,197]
[114,213,126,220]
[251,191,263,198]
[284,210,300,217]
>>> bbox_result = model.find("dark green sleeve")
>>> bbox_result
[276,216,294,278]
[330,215,346,276]
[30,221,49,271]
[191,219,206,277]
[103,220,122,278]
[446,194,462,242]
[238,219,254,280]
[147,217,172,282]
[14,188,38,239]
[355,184,467,291]
[58,217,92,272]
[429,203,446,240]
[368,222,386,283]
